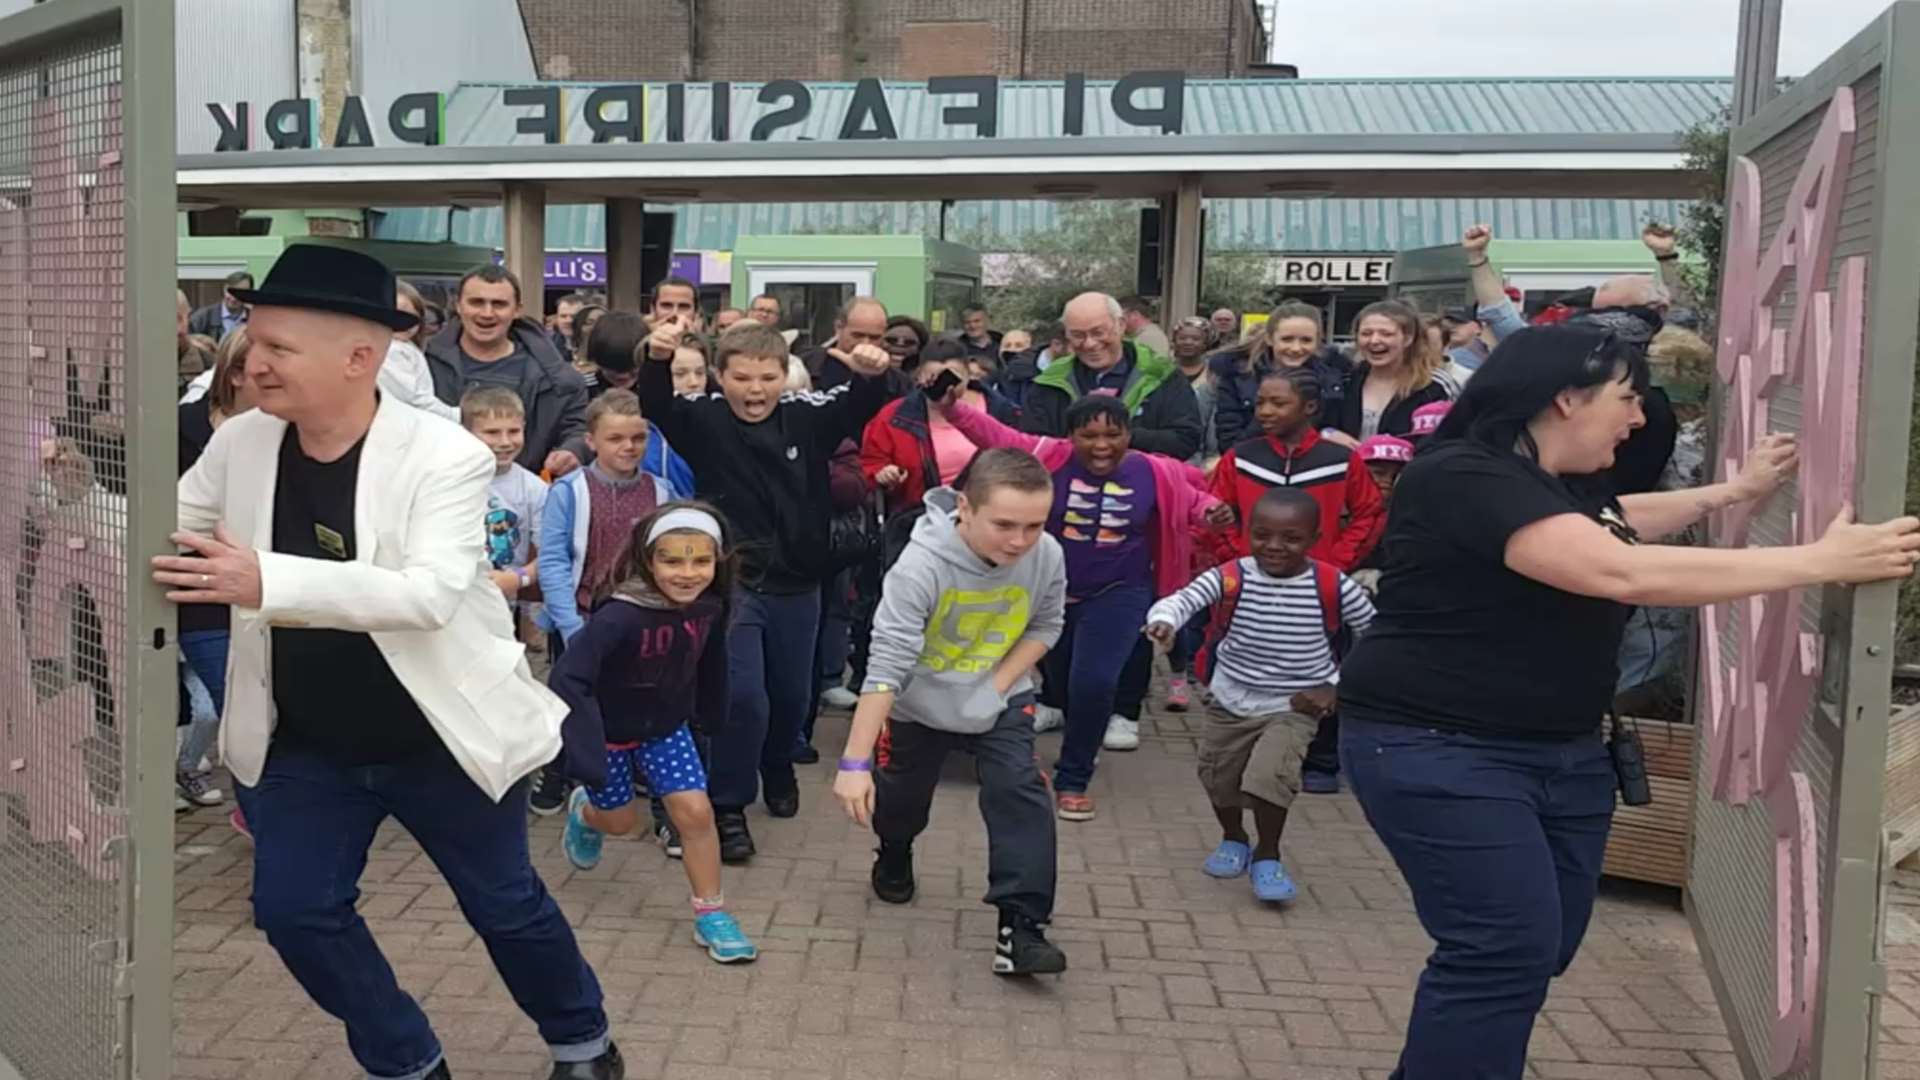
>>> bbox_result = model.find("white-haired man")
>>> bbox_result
[1018,291,1202,461]
[155,244,625,1080]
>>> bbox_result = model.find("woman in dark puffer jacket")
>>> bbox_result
[1207,300,1352,449]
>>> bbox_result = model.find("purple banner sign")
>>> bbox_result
[543,252,704,289]
[544,253,606,288]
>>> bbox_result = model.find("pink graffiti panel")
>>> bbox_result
[1704,87,1861,1075]
[0,87,129,881]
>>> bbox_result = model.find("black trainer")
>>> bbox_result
[655,821,683,859]
[764,785,800,819]
[716,809,756,863]
[548,1041,623,1080]
[870,843,916,904]
[791,744,821,765]
[994,911,1067,976]
[529,765,569,817]
[424,1061,451,1079]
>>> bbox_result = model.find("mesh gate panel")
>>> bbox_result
[0,28,131,1080]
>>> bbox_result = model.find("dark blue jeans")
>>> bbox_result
[1340,716,1615,1080]
[235,744,608,1080]
[1048,583,1152,793]
[716,585,820,810]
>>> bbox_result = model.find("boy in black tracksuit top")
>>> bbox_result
[638,319,892,860]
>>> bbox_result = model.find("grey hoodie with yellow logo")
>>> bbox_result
[861,486,1067,734]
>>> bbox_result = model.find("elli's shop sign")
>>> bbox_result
[203,72,1190,152]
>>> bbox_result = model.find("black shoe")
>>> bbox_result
[529,766,569,817]
[548,1042,623,1080]
[716,809,756,863]
[764,786,800,819]
[654,821,683,859]
[994,911,1067,976]
[871,843,915,904]
[424,1062,451,1080]
[791,744,821,765]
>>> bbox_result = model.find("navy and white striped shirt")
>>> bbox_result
[1146,558,1375,717]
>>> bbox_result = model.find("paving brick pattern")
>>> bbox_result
[171,705,1758,1080]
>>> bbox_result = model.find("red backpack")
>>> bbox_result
[1192,558,1345,686]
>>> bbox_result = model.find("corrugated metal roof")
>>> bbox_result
[372,75,1720,257]
[438,76,1732,144]
[370,196,1695,255]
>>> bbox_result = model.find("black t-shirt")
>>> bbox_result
[460,345,531,391]
[1337,440,1632,739]
[269,431,439,764]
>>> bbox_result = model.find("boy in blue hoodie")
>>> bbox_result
[831,448,1069,976]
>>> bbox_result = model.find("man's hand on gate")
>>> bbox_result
[152,523,263,608]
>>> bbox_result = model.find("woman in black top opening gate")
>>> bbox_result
[1336,324,1920,1080]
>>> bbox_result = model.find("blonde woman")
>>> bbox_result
[1329,299,1455,447]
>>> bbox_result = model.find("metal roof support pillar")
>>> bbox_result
[502,182,547,313]
[606,197,647,312]
[1165,174,1204,326]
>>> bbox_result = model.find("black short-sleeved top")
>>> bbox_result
[269,431,440,764]
[1337,440,1633,739]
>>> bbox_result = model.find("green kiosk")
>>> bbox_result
[729,235,982,346]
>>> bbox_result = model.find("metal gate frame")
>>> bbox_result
[1687,5,1920,1078]
[0,1,175,1078]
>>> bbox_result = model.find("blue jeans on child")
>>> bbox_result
[1340,716,1615,1080]
[176,629,229,772]
[715,585,821,811]
[1048,583,1153,794]
[235,743,609,1080]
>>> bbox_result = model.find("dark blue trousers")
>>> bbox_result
[236,745,608,1079]
[714,585,821,810]
[1048,583,1153,793]
[1340,716,1615,1080]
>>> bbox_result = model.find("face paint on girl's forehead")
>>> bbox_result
[654,533,716,561]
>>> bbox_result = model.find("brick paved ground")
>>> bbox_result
[171,703,1748,1080]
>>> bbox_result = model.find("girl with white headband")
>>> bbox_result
[546,500,759,965]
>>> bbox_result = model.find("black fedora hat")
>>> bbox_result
[230,244,419,331]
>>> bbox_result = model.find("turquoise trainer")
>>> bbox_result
[693,911,759,964]
[562,787,604,871]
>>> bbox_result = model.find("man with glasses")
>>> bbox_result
[1020,292,1202,461]
[748,294,784,328]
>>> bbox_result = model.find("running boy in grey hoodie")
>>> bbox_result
[832,448,1069,976]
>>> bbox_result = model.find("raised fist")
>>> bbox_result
[1461,225,1492,256]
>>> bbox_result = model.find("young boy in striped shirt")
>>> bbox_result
[1143,487,1374,903]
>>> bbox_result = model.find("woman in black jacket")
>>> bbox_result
[1337,324,1914,1077]
[1207,301,1352,449]
[1328,299,1456,447]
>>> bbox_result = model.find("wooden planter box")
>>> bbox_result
[1602,718,1693,888]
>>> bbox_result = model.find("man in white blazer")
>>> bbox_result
[154,245,625,1080]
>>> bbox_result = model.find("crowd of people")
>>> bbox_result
[148,222,1920,1080]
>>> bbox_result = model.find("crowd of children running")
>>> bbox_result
[171,221,1720,981]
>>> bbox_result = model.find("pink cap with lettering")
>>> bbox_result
[1357,436,1415,464]
[1409,401,1453,438]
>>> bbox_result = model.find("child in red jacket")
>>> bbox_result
[1209,368,1384,571]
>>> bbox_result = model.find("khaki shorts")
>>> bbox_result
[1196,705,1317,810]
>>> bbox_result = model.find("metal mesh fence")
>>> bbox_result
[0,26,131,1080]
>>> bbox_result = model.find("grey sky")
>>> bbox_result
[1274,0,1894,77]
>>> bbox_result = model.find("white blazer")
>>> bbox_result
[177,393,565,802]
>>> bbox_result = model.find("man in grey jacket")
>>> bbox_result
[424,265,590,475]
[831,450,1068,976]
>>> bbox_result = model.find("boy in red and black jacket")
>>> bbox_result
[1208,368,1384,571]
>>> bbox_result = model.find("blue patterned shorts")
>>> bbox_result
[586,723,708,811]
